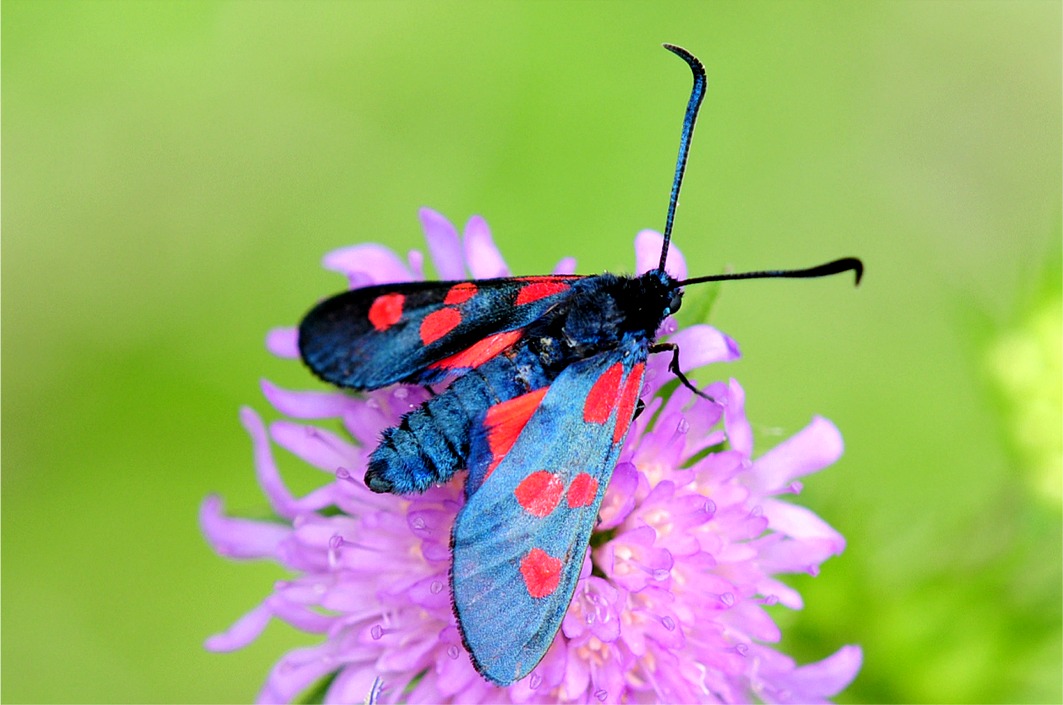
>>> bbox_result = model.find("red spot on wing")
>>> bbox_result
[483,387,549,481]
[444,282,478,305]
[420,307,462,345]
[514,471,564,517]
[520,548,562,598]
[515,280,570,306]
[613,362,645,444]
[368,293,404,332]
[430,329,522,370]
[583,362,624,424]
[566,473,599,508]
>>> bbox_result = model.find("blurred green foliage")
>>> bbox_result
[3,2,1059,703]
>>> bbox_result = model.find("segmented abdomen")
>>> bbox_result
[365,344,551,494]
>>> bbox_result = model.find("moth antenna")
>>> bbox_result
[679,257,865,287]
[659,44,707,273]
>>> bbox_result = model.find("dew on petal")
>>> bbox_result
[447,645,460,660]
[430,580,443,594]
[530,672,543,690]
[720,592,735,607]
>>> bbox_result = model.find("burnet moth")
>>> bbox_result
[298,44,862,686]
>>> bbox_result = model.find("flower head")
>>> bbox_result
[202,209,861,703]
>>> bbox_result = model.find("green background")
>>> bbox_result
[3,2,1060,703]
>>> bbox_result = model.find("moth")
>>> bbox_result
[298,44,862,685]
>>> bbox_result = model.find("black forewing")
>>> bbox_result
[298,276,579,390]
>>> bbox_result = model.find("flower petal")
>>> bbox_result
[257,644,339,704]
[261,380,351,419]
[724,379,754,457]
[323,244,412,286]
[265,327,300,359]
[552,257,577,275]
[463,215,509,278]
[752,416,844,494]
[199,495,288,559]
[669,325,741,369]
[205,602,274,652]
[765,644,864,703]
[270,420,357,474]
[420,208,465,279]
[240,407,302,519]
[635,229,687,280]
[762,498,845,549]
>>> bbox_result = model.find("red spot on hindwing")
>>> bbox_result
[583,363,624,424]
[430,329,522,371]
[444,282,478,305]
[514,471,564,517]
[482,387,548,481]
[515,280,571,306]
[613,362,645,444]
[368,293,404,332]
[520,548,562,598]
[419,307,462,345]
[566,473,599,508]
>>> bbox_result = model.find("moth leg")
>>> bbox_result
[632,397,647,420]
[649,342,718,404]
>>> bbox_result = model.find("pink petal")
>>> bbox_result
[406,248,425,279]
[762,498,845,548]
[463,215,509,278]
[266,593,335,633]
[199,495,288,559]
[261,380,351,418]
[752,416,843,493]
[205,602,273,652]
[265,327,299,359]
[323,243,412,285]
[257,644,338,704]
[326,668,382,705]
[724,379,753,457]
[597,462,639,529]
[635,229,687,280]
[240,407,299,519]
[668,325,741,369]
[776,645,863,702]
[757,577,805,610]
[420,208,465,279]
[552,257,577,275]
[269,420,357,473]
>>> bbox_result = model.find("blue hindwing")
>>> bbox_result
[298,276,579,390]
[451,339,648,685]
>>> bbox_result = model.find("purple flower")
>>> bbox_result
[202,208,862,703]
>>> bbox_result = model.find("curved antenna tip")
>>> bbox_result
[662,44,705,72]
[844,257,864,286]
